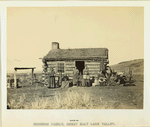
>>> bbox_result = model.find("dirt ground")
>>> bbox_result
[7,75,143,109]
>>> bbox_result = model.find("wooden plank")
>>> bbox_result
[65,66,74,68]
[66,63,74,66]
[66,68,73,71]
[65,65,75,67]
[86,65,100,68]
[66,67,73,71]
[65,64,75,66]
[86,66,100,69]
[85,61,100,63]
[86,63,100,65]
[88,68,100,71]
[86,61,108,64]
[66,72,73,75]
[65,69,73,71]
[89,70,99,73]
[47,66,56,69]
[47,65,56,68]
[47,64,56,65]
[48,64,57,67]
[86,64,100,67]
[65,69,74,71]
[48,65,56,67]
[47,62,56,64]
[47,61,57,64]
[66,69,74,71]
[86,59,107,62]
[87,66,100,69]
[47,63,56,65]
[65,62,75,65]
[88,69,99,71]
[65,71,73,74]
[66,67,74,69]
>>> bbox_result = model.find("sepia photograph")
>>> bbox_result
[6,7,144,110]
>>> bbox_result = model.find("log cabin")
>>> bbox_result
[42,42,109,85]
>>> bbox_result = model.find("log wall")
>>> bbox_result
[47,61,57,72]
[65,61,75,79]
[85,61,101,78]
[46,61,75,80]
[43,60,107,83]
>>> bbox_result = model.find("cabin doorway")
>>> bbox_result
[75,61,85,75]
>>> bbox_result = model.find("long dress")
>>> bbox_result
[82,74,86,87]
[48,70,55,88]
[86,75,90,87]
[82,68,89,87]
[73,68,79,86]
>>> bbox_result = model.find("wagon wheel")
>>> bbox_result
[105,66,112,79]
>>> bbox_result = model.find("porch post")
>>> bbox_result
[14,69,17,88]
[31,68,34,85]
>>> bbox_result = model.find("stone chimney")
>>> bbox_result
[52,42,59,50]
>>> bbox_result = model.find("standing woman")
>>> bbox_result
[82,65,89,87]
[48,67,56,88]
[82,71,86,87]
[51,68,56,88]
[73,67,79,86]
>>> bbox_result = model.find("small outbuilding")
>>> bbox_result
[42,42,109,85]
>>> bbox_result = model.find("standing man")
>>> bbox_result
[73,67,79,86]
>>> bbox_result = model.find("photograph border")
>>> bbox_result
[1,1,150,127]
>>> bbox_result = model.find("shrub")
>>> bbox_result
[52,90,93,109]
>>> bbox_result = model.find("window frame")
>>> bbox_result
[56,61,65,73]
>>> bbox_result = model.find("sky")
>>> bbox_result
[7,7,144,72]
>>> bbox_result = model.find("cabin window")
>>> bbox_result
[57,63,64,73]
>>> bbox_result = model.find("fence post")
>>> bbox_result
[31,68,34,85]
[14,69,17,88]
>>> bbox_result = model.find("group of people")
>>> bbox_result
[47,67,70,88]
[47,65,107,88]
[73,66,95,87]
[92,71,106,86]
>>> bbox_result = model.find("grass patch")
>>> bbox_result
[7,75,143,109]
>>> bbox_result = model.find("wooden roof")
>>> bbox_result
[43,48,108,62]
